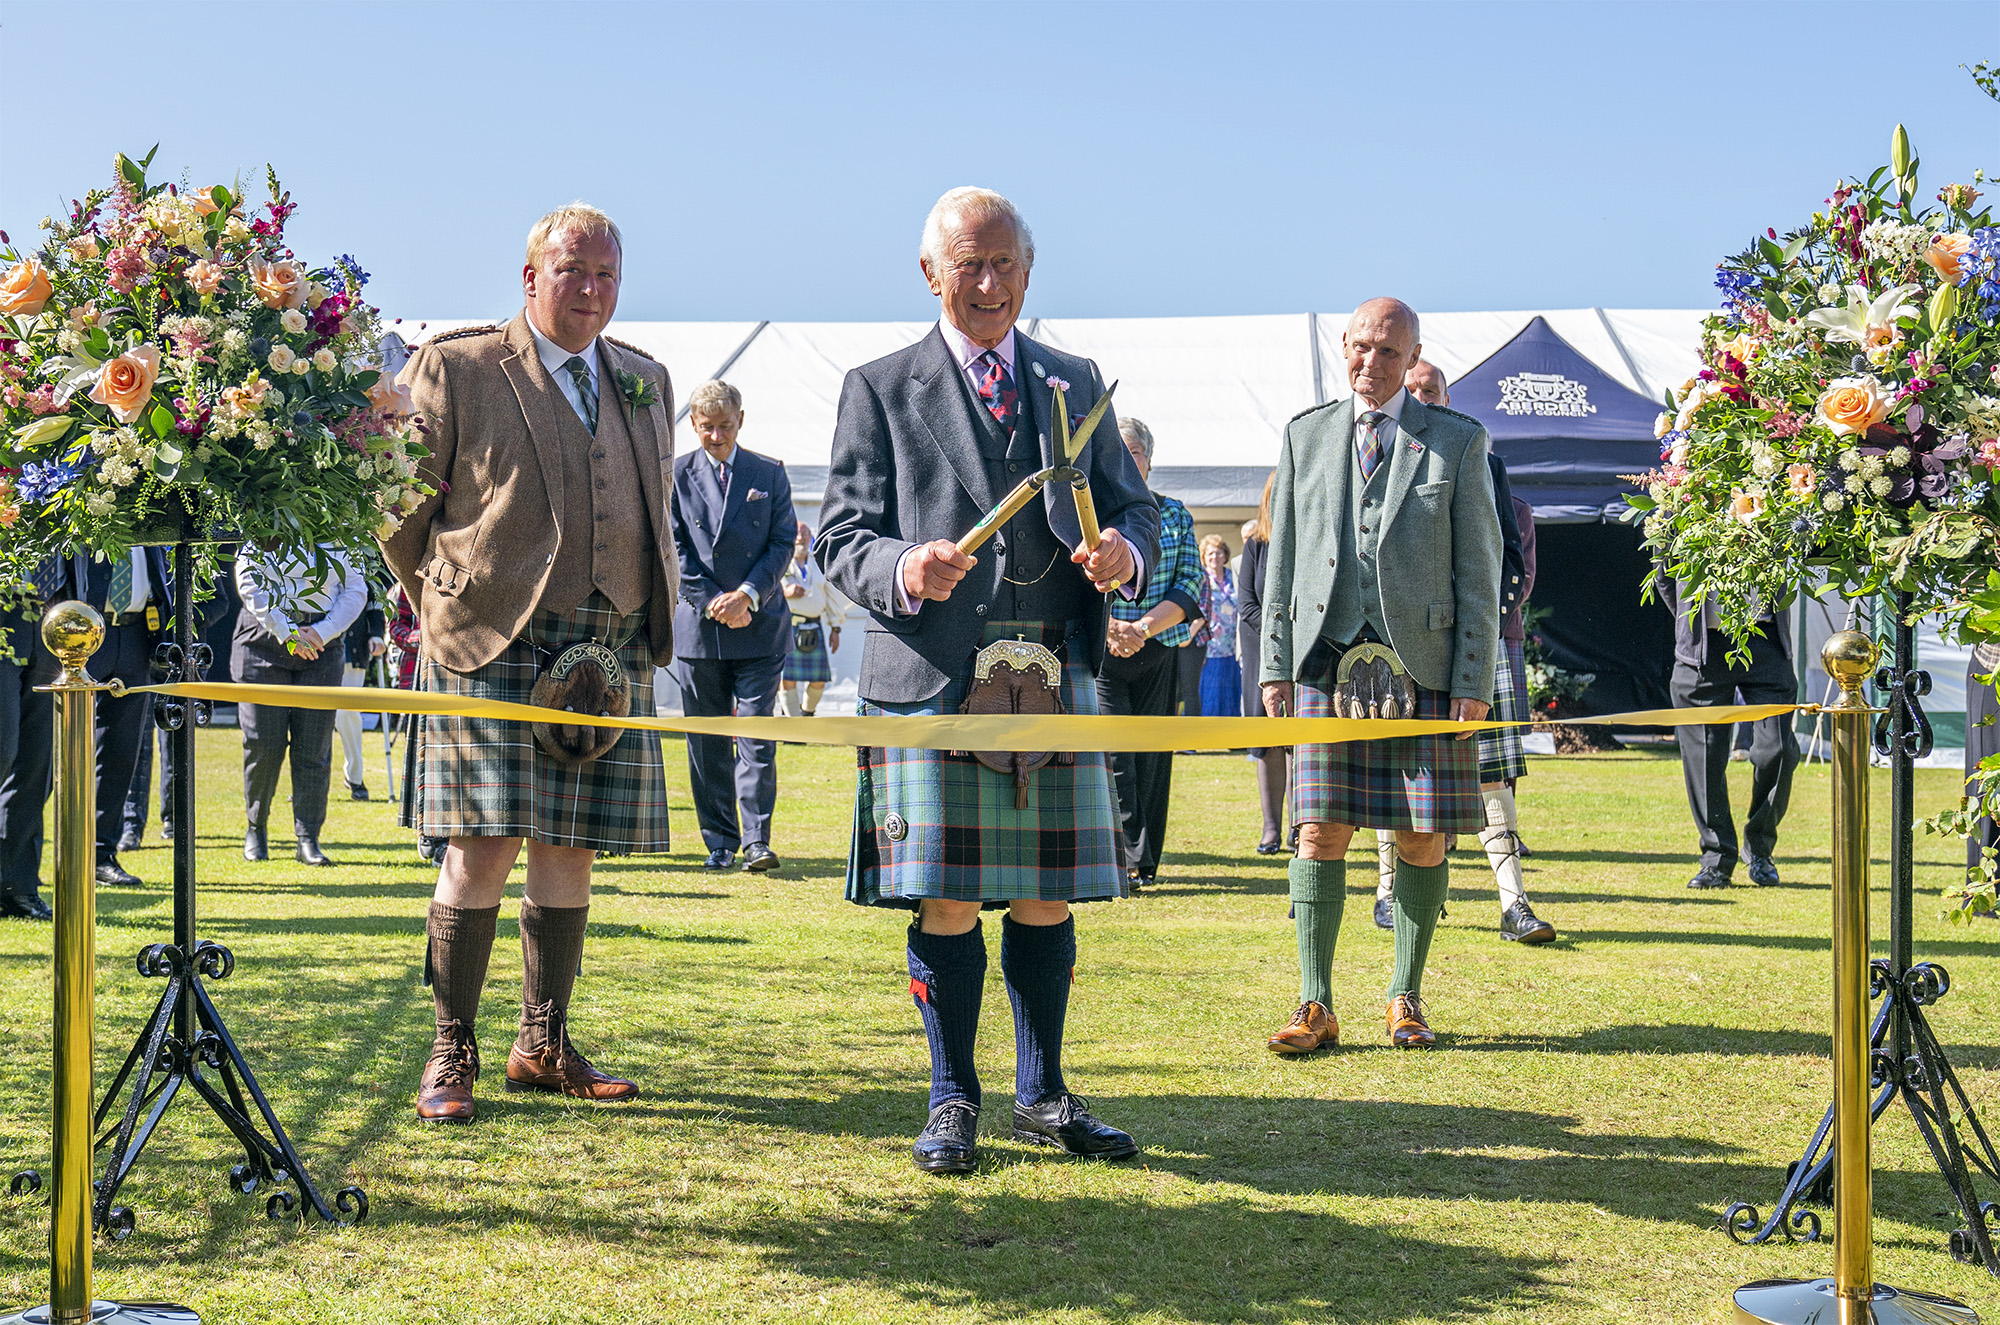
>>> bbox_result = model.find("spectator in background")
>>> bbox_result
[119,558,231,853]
[669,379,797,873]
[234,544,367,867]
[1966,641,1999,884]
[0,565,60,918]
[1238,473,1288,856]
[386,581,445,866]
[779,520,847,717]
[334,574,388,801]
[1099,416,1204,889]
[1195,534,1241,725]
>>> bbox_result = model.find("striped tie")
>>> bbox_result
[108,553,134,617]
[1357,410,1387,481]
[561,355,598,435]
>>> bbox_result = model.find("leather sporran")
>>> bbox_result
[528,641,630,766]
[957,637,1074,810]
[1331,641,1418,721]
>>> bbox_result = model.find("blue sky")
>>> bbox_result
[1,1,1994,323]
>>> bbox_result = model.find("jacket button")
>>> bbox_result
[1465,651,1476,659]
[975,605,988,616]
[1315,604,1324,612]
[1328,557,1336,567]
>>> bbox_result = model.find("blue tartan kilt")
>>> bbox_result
[847,621,1126,910]
[783,628,834,685]
[1477,638,1531,784]
[1290,658,1482,833]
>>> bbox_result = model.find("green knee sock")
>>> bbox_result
[1389,857,1450,999]
[1289,857,1346,1008]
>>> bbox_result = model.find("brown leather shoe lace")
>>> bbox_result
[428,1020,479,1087]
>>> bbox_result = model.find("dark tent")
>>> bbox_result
[1452,317,1673,715]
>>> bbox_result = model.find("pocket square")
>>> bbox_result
[746,488,768,501]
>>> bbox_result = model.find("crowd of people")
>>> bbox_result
[0,185,1864,1178]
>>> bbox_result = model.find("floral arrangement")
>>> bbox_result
[1522,605,1595,713]
[0,148,430,603]
[1629,125,2000,913]
[1632,127,1997,647]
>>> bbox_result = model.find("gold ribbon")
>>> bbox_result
[125,682,1804,755]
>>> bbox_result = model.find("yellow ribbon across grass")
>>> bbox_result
[125,682,1803,755]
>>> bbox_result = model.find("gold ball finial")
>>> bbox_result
[39,600,104,668]
[1821,629,1878,699]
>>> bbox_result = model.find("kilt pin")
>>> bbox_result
[817,316,1160,1172]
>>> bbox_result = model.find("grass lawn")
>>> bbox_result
[0,729,1993,1322]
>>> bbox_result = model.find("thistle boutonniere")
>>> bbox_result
[615,369,659,422]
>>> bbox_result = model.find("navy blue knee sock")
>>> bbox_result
[907,921,985,1110]
[1001,914,1075,1107]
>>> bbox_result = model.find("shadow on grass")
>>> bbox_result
[1574,928,2000,961]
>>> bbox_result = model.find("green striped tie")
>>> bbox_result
[107,552,134,617]
[561,355,598,435]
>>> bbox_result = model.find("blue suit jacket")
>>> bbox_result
[670,445,797,660]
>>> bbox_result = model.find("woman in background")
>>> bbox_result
[779,521,846,717]
[1237,474,1288,855]
[1195,534,1240,725]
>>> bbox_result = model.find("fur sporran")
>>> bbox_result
[1331,641,1418,721]
[956,637,1074,810]
[528,640,630,766]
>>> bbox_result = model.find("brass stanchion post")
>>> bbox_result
[0,602,198,1325]
[1732,631,1976,1324]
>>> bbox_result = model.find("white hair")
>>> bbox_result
[1118,416,1154,462]
[919,187,1035,273]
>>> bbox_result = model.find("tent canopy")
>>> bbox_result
[1453,315,1672,523]
[387,308,1702,511]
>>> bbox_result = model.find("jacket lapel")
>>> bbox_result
[717,446,752,533]
[1320,397,1355,537]
[1377,398,1430,530]
[910,324,996,512]
[497,312,568,518]
[1017,332,1085,550]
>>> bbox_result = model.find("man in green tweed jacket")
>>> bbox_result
[1259,298,1503,1054]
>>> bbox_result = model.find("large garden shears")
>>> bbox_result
[954,380,1122,591]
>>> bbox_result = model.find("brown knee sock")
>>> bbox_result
[518,900,590,1045]
[426,901,499,1047]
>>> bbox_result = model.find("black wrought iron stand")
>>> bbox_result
[1724,590,2000,1273]
[89,534,366,1239]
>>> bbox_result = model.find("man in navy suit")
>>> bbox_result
[0,549,173,895]
[670,380,797,872]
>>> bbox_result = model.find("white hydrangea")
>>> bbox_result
[1817,283,1844,304]
[1845,474,1865,494]
[1839,448,1862,471]
[1823,492,1846,512]
[1861,219,1931,270]
[1751,449,1779,478]
[1860,455,1885,480]
[84,492,115,518]
[55,328,80,353]
[1869,475,1894,497]
[99,455,139,488]
[1889,445,1912,467]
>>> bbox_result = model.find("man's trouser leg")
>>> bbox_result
[731,652,784,850]
[1739,635,1801,861]
[675,657,743,853]
[336,663,367,787]
[1671,658,1739,876]
[1124,641,1179,877]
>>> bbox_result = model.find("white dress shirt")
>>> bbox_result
[1353,386,1407,452]
[235,546,367,643]
[782,554,849,627]
[528,317,600,428]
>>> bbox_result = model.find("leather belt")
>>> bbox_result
[103,610,148,628]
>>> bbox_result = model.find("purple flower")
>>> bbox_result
[16,458,83,504]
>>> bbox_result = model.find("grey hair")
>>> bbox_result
[919,187,1035,273]
[687,379,742,417]
[526,203,622,269]
[1350,297,1421,344]
[1118,416,1154,462]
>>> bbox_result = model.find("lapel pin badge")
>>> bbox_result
[1031,362,1046,380]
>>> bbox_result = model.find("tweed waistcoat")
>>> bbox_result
[540,342,655,617]
[1321,438,1392,648]
[956,359,1086,626]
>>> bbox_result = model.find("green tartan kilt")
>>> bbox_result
[400,592,670,854]
[847,621,1126,910]
[1477,638,1531,784]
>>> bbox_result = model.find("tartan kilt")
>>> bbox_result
[1290,660,1482,833]
[848,620,1126,910]
[783,628,834,685]
[400,592,670,853]
[1477,638,1532,784]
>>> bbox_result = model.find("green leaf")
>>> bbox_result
[147,403,175,438]
[351,369,380,390]
[1758,237,1785,268]
[209,185,232,214]
[1781,236,1807,263]
[1763,290,1793,321]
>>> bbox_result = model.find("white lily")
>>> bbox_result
[1803,283,1921,347]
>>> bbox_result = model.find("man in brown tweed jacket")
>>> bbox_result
[383,203,678,1124]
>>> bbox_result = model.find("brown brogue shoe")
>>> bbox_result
[504,1001,639,1101]
[1387,994,1436,1049]
[416,1020,479,1124]
[1267,1000,1338,1054]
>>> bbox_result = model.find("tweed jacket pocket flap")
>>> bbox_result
[1414,480,1453,505]
[1427,602,1455,630]
[422,555,471,598]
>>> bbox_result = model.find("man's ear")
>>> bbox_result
[920,257,942,297]
[523,263,539,300]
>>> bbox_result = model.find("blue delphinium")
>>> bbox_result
[1956,227,2000,319]
[1715,269,1760,306]
[333,254,370,293]
[16,459,83,504]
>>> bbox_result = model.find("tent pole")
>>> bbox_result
[1592,307,1648,397]
[1307,312,1325,405]
[675,319,771,424]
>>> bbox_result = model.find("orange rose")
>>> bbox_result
[1719,332,1758,364]
[221,377,270,419]
[191,187,228,217]
[1923,233,1972,283]
[1729,490,1765,526]
[186,259,225,296]
[1814,376,1890,437]
[247,256,306,310]
[365,376,414,416]
[88,344,162,424]
[1786,463,1816,496]
[0,258,54,316]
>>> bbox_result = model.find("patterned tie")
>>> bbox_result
[561,355,598,435]
[28,556,61,603]
[1357,410,1388,481]
[975,350,1017,433]
[107,552,134,617]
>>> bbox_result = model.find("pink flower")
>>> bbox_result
[103,244,147,294]
[1978,437,2000,468]
[1786,463,1816,496]
[25,384,59,415]
[1729,490,1765,526]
